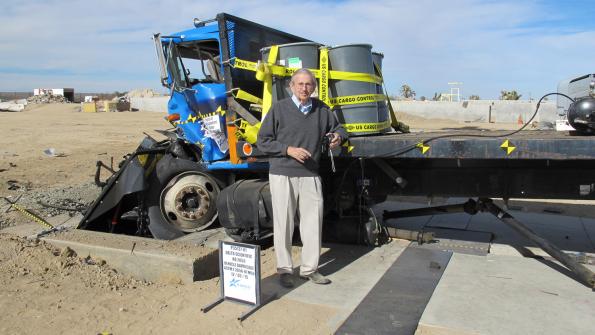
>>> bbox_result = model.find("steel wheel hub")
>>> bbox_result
[161,172,219,232]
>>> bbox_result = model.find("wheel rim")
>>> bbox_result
[160,172,220,232]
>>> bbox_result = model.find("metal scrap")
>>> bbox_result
[43,148,67,157]
[7,180,20,190]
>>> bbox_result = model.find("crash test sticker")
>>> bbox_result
[203,114,222,132]
[221,241,260,304]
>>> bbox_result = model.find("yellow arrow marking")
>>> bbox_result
[500,139,516,155]
[416,142,430,154]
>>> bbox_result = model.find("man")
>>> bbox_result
[257,68,348,288]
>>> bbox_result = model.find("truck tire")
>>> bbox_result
[145,154,224,240]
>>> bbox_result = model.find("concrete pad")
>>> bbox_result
[425,213,471,230]
[261,239,410,330]
[580,217,595,249]
[175,227,232,249]
[378,199,595,256]
[45,229,222,284]
[338,247,452,334]
[525,214,593,253]
[417,253,595,335]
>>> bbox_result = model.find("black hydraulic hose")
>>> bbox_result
[385,93,576,157]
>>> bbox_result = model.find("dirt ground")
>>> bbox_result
[0,103,522,334]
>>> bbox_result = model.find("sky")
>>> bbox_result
[0,0,593,99]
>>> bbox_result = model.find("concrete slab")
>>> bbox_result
[580,217,595,249]
[175,227,232,249]
[416,253,595,335]
[377,199,595,257]
[512,211,592,250]
[337,247,452,335]
[44,229,222,283]
[425,213,471,230]
[261,239,410,330]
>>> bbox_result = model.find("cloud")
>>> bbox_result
[0,0,592,99]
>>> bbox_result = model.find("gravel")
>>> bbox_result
[1,182,100,229]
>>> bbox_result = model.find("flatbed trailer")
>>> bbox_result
[237,129,595,201]
[347,130,595,199]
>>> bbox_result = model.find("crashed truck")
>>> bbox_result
[79,13,595,287]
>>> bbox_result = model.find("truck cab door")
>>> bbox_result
[163,39,228,162]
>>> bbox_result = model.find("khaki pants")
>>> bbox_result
[269,174,323,276]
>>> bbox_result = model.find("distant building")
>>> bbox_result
[33,88,75,102]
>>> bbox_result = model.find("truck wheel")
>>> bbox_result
[147,171,220,239]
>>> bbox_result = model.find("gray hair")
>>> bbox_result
[290,68,317,87]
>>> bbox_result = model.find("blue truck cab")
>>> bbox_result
[153,13,310,165]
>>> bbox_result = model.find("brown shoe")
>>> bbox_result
[279,273,294,288]
[300,271,331,285]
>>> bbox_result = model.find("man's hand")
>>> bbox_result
[328,133,341,149]
[287,146,312,163]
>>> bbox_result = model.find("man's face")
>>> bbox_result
[290,73,316,103]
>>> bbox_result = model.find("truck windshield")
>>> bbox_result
[166,40,222,89]
[166,42,187,89]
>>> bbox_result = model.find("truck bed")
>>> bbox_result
[344,130,595,160]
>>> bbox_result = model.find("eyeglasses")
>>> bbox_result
[293,82,315,88]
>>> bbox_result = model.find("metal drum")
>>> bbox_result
[329,44,388,135]
[261,42,321,103]
[372,51,390,131]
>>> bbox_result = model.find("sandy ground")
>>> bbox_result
[0,233,335,334]
[0,104,338,334]
[0,104,524,334]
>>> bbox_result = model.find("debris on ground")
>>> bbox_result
[7,180,21,190]
[27,93,70,104]
[2,183,99,226]
[0,101,25,112]
[43,148,67,158]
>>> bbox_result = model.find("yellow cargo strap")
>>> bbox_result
[343,120,391,133]
[374,63,409,132]
[329,70,381,84]
[233,58,258,72]
[319,47,330,105]
[230,88,263,105]
[231,51,383,111]
[261,45,278,117]
[237,120,261,144]
[228,45,393,150]
[231,55,382,84]
[329,93,386,107]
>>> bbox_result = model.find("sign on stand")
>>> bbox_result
[201,241,275,321]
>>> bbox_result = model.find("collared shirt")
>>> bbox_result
[291,95,312,115]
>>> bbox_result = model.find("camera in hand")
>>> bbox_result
[321,134,333,155]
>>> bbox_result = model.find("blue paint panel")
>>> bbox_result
[169,83,228,162]
[167,24,220,42]
[193,82,226,114]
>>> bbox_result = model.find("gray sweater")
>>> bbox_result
[257,97,348,177]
